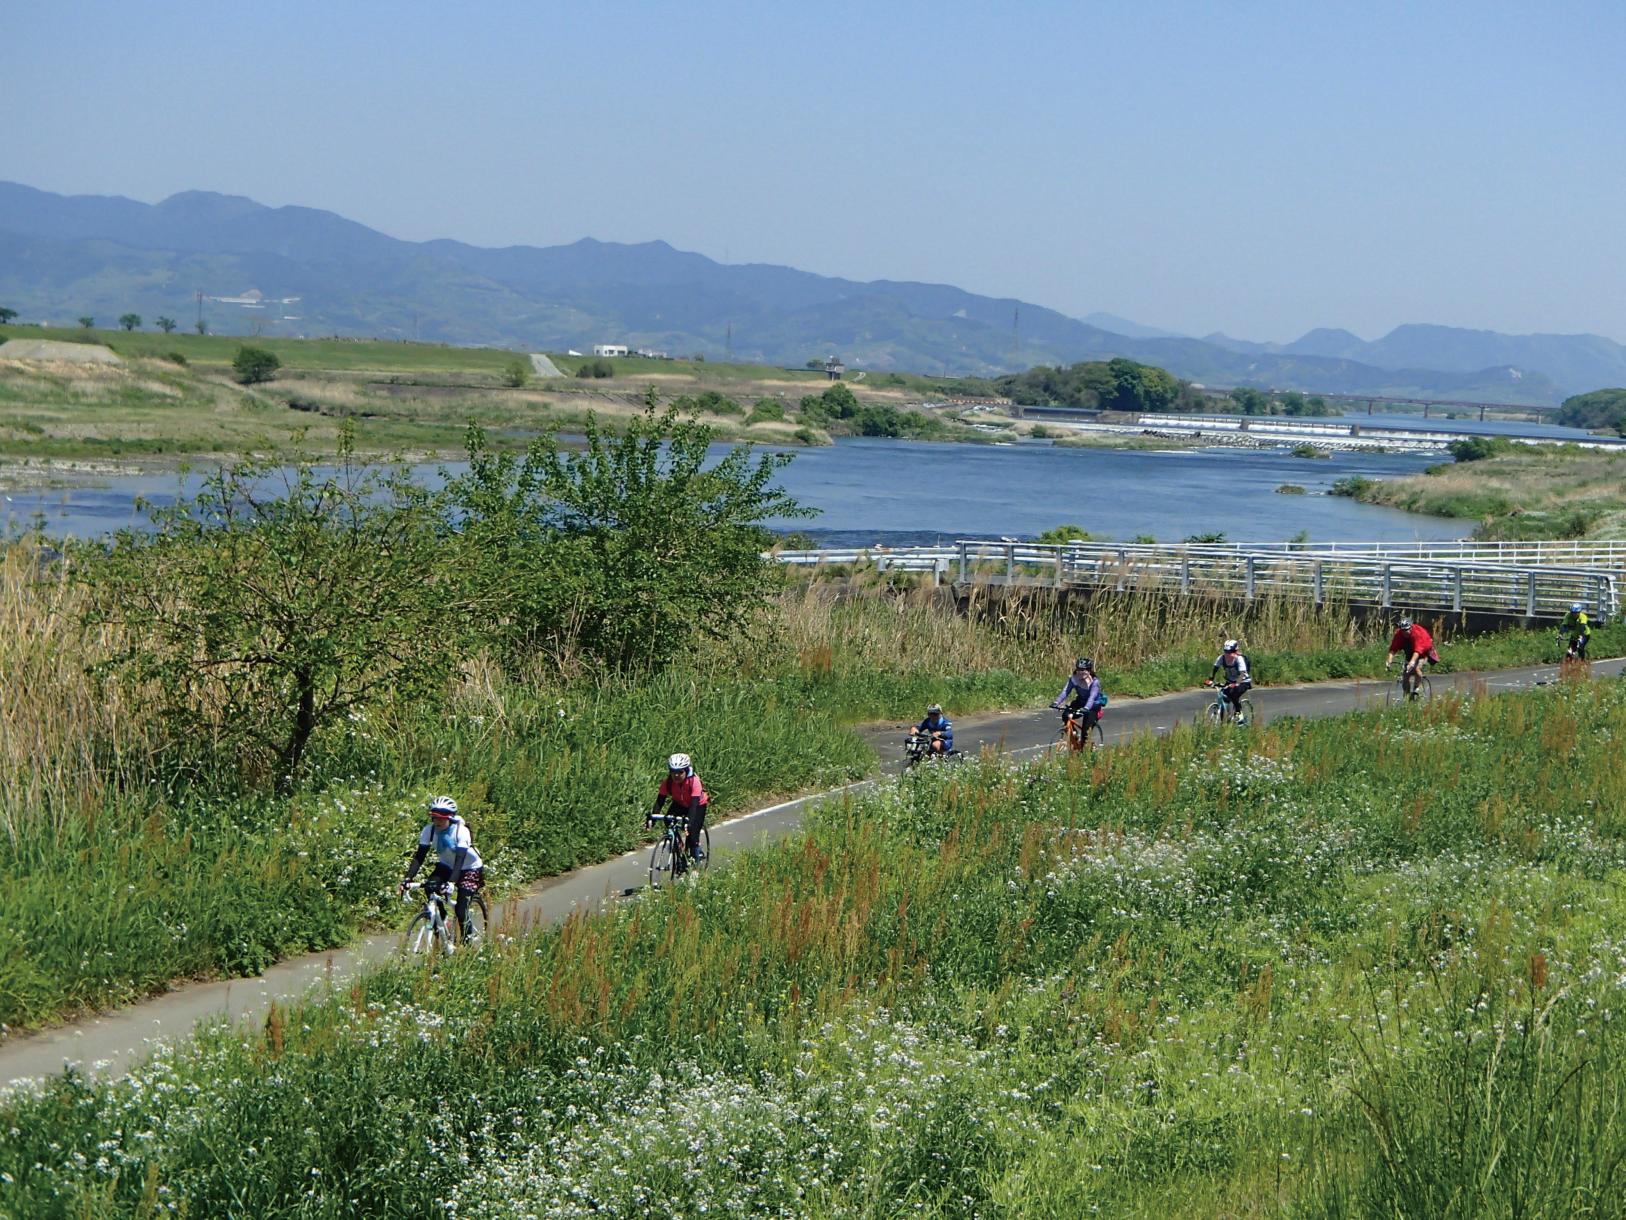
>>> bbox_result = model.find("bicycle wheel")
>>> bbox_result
[404,913,436,956]
[1091,718,1105,747]
[693,827,711,874]
[457,893,489,946]
[649,835,674,888]
[1235,698,1254,727]
[1411,676,1432,703]
[1205,700,1225,726]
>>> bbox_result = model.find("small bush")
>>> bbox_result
[747,397,785,424]
[502,358,530,389]
[574,358,615,379]
[1275,483,1308,495]
[166,351,189,366]
[232,346,281,385]
[1329,475,1376,498]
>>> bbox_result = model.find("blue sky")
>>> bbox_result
[4,0,1623,342]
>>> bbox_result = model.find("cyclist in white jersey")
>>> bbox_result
[399,795,485,938]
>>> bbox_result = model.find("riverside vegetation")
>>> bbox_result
[1,404,1621,1032]
[5,676,1626,1216]
[1332,444,1626,540]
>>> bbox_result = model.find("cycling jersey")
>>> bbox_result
[658,772,708,808]
[1054,673,1104,711]
[1212,651,1250,684]
[417,816,484,872]
[1390,625,1435,657]
[914,715,954,751]
[1561,610,1591,638]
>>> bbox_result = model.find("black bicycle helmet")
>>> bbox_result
[1074,656,1094,671]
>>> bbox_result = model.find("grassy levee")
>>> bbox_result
[1338,446,1626,540]
[3,548,1624,1031]
[1,325,524,375]
[6,678,1626,1216]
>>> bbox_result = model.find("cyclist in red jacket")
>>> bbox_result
[1385,617,1439,698]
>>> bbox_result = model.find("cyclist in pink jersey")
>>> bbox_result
[648,752,709,865]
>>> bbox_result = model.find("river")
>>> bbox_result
[1,437,1464,546]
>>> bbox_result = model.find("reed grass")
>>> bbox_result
[6,679,1626,1215]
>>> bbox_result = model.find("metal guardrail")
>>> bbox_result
[770,539,1619,621]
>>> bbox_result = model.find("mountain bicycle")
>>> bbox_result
[1052,706,1104,752]
[648,811,710,888]
[1201,682,1254,727]
[402,880,487,956]
[904,730,962,768]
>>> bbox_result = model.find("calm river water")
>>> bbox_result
[2,437,1466,546]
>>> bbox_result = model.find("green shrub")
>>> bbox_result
[231,345,281,385]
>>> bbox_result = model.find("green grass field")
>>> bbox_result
[6,675,1625,1216]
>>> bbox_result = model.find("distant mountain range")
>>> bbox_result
[2,180,1622,404]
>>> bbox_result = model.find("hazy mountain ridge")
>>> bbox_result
[0,181,1611,402]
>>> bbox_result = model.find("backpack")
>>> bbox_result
[1097,690,1109,707]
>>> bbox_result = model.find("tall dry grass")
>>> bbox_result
[765,580,1366,683]
[0,543,152,843]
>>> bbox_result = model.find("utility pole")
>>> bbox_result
[195,291,204,331]
[1012,306,1020,362]
[725,321,733,362]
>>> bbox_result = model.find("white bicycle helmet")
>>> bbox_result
[428,795,458,816]
[1398,617,1413,630]
[1222,639,1239,653]
[1571,602,1584,612]
[668,752,691,773]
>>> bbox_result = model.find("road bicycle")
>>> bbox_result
[1385,668,1433,706]
[647,811,710,888]
[1052,706,1104,752]
[402,880,487,956]
[1558,631,1592,680]
[1202,682,1254,727]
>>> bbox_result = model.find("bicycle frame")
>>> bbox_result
[405,882,457,954]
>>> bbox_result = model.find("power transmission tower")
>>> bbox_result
[725,321,733,362]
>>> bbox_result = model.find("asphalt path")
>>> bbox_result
[4,656,1620,1091]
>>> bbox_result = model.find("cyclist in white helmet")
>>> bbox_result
[400,795,485,939]
[1205,639,1252,717]
[648,752,709,868]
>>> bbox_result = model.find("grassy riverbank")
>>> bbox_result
[0,327,1027,463]
[1335,447,1626,539]
[6,676,1625,1216]
[3,542,1620,1031]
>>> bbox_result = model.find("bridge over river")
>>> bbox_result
[773,538,1624,624]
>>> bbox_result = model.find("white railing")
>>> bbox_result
[770,539,1619,620]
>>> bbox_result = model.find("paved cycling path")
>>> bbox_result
[4,657,1620,1090]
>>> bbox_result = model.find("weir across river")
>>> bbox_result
[772,538,1624,623]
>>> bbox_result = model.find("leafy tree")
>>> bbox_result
[1184,530,1228,543]
[1036,524,1096,544]
[156,316,177,334]
[195,319,208,336]
[1279,391,1308,415]
[1305,395,1330,416]
[119,313,142,332]
[84,427,467,792]
[1228,387,1272,415]
[446,409,811,670]
[78,316,95,329]
[502,358,530,388]
[996,358,1183,412]
[1557,387,1626,436]
[805,358,824,370]
[575,358,614,379]
[233,345,281,384]
[0,307,17,325]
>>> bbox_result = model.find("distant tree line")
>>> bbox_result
[1557,388,1626,436]
[997,357,1332,417]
